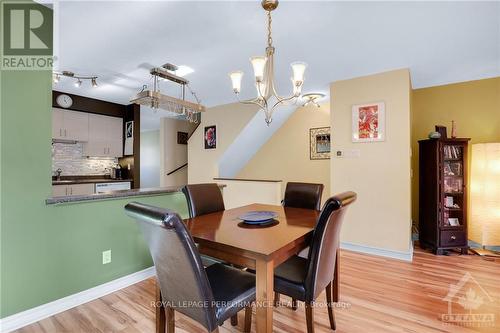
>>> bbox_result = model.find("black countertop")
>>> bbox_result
[52,177,133,185]
[46,186,181,205]
[46,184,227,205]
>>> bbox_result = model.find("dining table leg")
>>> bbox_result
[255,259,274,333]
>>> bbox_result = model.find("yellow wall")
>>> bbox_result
[238,103,331,201]
[188,102,258,184]
[331,69,413,255]
[411,77,500,223]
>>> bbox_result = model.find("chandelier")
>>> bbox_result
[229,0,307,125]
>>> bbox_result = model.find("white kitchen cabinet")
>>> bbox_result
[52,183,94,197]
[52,185,67,197]
[84,114,123,157]
[52,108,89,141]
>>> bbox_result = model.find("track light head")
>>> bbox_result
[91,78,98,88]
[74,79,82,88]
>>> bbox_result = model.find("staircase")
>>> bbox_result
[218,105,297,177]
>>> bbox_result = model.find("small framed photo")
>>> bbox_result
[177,131,188,145]
[310,127,331,160]
[125,121,134,139]
[352,102,385,142]
[448,218,460,226]
[204,125,217,149]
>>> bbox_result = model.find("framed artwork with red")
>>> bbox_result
[204,125,217,149]
[352,102,385,142]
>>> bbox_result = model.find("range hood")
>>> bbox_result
[130,64,206,120]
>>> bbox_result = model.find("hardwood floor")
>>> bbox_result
[15,246,500,333]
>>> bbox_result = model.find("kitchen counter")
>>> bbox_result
[52,177,132,185]
[46,186,182,205]
[46,184,226,205]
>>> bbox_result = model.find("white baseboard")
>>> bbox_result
[341,241,413,262]
[0,267,155,333]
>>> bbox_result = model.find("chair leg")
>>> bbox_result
[165,306,175,333]
[291,298,298,311]
[156,284,166,333]
[274,292,280,306]
[244,305,252,333]
[305,302,315,333]
[325,283,336,330]
[230,314,238,326]
[333,249,340,302]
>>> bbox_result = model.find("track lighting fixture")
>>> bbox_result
[52,71,98,88]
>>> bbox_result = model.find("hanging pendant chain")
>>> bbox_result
[267,10,273,48]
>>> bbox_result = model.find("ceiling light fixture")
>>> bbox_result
[130,63,206,123]
[229,0,308,125]
[52,71,98,88]
[302,93,326,108]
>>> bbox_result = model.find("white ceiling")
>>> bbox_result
[51,1,500,131]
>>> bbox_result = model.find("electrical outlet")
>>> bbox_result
[102,250,111,265]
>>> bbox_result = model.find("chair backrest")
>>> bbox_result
[304,191,357,301]
[283,182,324,211]
[182,183,225,218]
[124,202,218,332]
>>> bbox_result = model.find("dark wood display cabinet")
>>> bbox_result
[418,138,470,255]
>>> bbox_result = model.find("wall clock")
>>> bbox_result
[56,94,73,108]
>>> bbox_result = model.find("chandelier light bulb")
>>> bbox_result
[74,79,82,88]
[250,56,267,82]
[229,71,244,94]
[291,61,307,85]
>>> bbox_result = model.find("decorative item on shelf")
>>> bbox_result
[53,71,98,88]
[204,125,217,150]
[469,143,500,257]
[177,132,188,145]
[428,131,441,139]
[352,102,385,142]
[451,120,457,138]
[228,0,308,125]
[310,127,331,160]
[448,218,460,227]
[302,93,326,108]
[435,125,447,139]
[130,63,205,123]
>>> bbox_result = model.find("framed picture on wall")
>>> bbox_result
[310,127,331,160]
[177,132,188,145]
[204,125,217,149]
[352,102,385,142]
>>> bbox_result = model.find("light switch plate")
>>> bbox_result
[335,149,361,158]
[102,250,111,265]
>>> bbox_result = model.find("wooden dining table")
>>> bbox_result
[155,203,339,333]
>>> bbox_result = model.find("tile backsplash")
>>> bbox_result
[52,142,117,176]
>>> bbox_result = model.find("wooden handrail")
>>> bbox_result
[166,163,188,176]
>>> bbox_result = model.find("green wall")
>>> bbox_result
[0,68,188,318]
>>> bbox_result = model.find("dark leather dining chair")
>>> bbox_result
[125,202,254,333]
[181,183,242,327]
[273,191,356,333]
[277,182,324,309]
[283,182,324,211]
[182,183,225,218]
